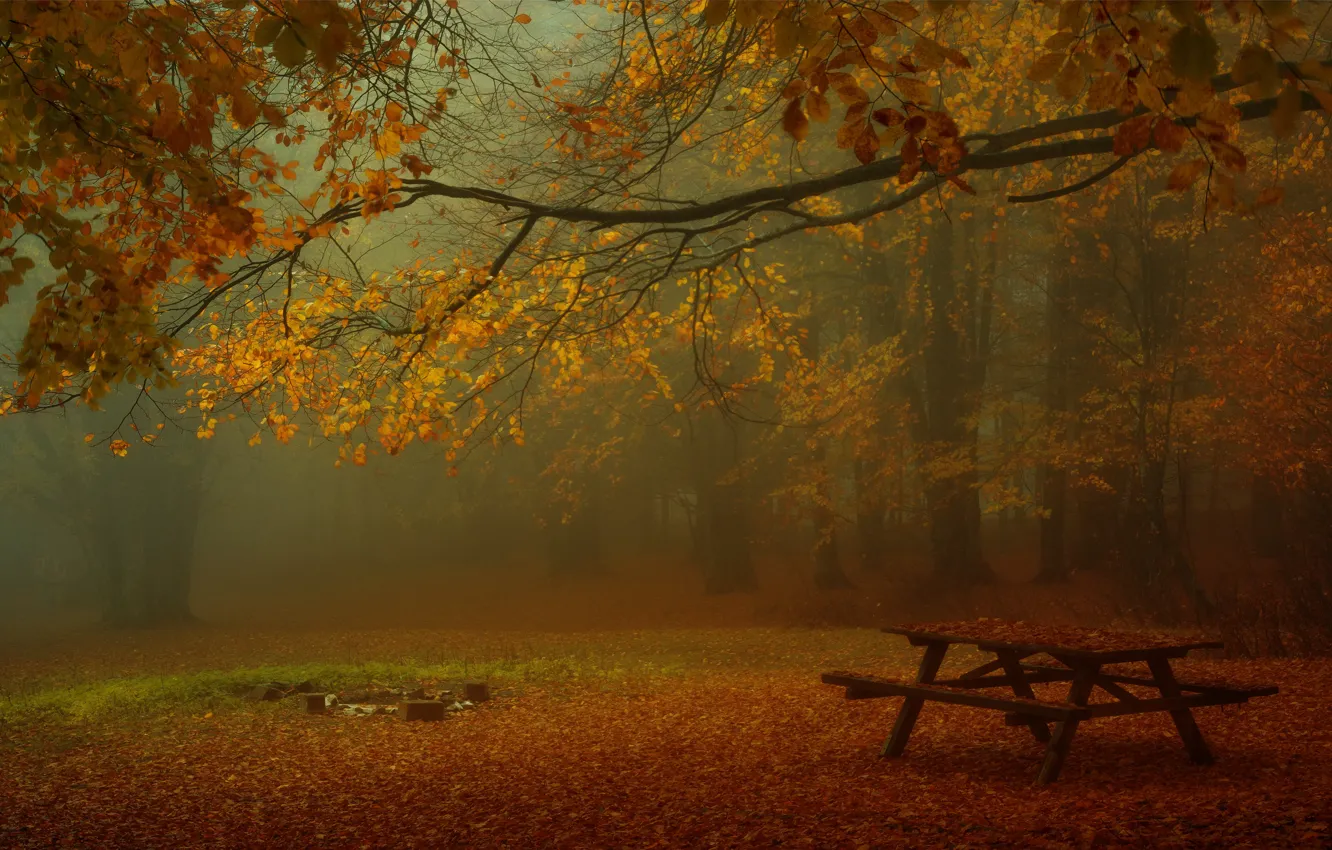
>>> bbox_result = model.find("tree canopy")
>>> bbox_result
[2,1,1327,448]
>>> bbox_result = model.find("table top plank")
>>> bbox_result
[883,620,1222,662]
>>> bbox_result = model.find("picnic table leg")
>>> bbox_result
[1037,664,1097,785]
[881,640,948,758]
[1147,658,1215,766]
[995,649,1051,743]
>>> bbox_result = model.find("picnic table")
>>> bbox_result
[821,620,1278,784]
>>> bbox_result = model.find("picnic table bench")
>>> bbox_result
[821,620,1278,784]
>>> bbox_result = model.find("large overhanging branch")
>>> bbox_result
[165,63,1329,350]
[388,60,1330,229]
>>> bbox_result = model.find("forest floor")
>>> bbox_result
[0,627,1329,849]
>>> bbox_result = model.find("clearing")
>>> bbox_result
[1,628,1328,848]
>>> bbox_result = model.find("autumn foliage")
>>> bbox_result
[2,3,1332,624]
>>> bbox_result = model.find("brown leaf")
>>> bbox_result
[1112,115,1154,156]
[1166,158,1207,191]
[807,90,831,122]
[1153,120,1190,154]
[1027,52,1066,83]
[853,124,880,164]
[1055,59,1084,101]
[1270,83,1303,138]
[782,97,809,141]
[1208,138,1246,172]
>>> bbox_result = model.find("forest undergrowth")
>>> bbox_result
[1,628,1328,848]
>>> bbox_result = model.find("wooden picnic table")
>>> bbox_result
[821,620,1278,784]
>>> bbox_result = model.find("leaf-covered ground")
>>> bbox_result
[1,628,1329,848]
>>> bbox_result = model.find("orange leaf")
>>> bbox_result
[1153,120,1190,153]
[853,125,880,164]
[807,90,831,122]
[1112,115,1153,156]
[1166,158,1207,191]
[781,98,809,141]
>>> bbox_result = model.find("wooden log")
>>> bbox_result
[399,700,447,721]
[463,682,491,703]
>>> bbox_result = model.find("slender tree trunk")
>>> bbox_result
[854,453,888,573]
[921,216,991,584]
[705,476,757,594]
[1252,474,1284,558]
[1038,259,1071,582]
[689,414,756,594]
[97,534,134,627]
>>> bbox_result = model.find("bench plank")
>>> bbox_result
[821,673,1088,721]
[932,667,1073,689]
[1020,664,1279,698]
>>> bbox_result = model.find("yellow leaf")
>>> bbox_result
[376,129,402,157]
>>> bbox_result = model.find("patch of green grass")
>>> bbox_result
[0,655,689,726]
[0,627,933,727]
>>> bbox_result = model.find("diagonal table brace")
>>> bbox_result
[1148,657,1215,765]
[1037,663,1097,784]
[881,640,948,758]
[994,649,1052,743]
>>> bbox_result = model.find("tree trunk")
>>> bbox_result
[1251,474,1284,558]
[854,453,889,573]
[97,534,134,627]
[705,476,757,594]
[921,215,991,584]
[689,414,757,594]
[1037,257,1071,582]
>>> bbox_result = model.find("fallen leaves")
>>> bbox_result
[0,630,1329,848]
